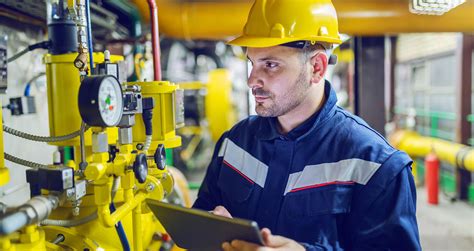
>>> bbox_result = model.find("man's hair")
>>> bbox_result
[300,42,331,63]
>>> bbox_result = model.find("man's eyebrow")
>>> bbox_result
[258,56,282,62]
[246,55,283,62]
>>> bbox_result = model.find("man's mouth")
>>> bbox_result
[254,95,269,103]
[252,88,270,103]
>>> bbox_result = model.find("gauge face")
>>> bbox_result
[98,77,123,126]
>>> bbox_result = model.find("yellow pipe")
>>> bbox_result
[94,171,148,228]
[0,105,9,186]
[335,1,474,34]
[98,192,147,228]
[133,203,143,251]
[131,0,474,39]
[390,130,474,172]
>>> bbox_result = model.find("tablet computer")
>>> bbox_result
[146,199,264,251]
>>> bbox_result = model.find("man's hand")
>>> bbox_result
[222,228,305,251]
[210,205,233,218]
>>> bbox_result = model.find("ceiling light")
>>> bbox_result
[409,0,466,15]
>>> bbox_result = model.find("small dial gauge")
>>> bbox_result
[98,78,122,126]
[79,75,124,127]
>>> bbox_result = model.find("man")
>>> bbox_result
[193,0,421,250]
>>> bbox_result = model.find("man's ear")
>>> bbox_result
[309,52,328,84]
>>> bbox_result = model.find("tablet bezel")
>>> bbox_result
[146,199,264,250]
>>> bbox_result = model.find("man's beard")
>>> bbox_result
[254,69,310,117]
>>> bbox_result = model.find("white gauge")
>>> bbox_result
[98,78,123,126]
[79,75,124,127]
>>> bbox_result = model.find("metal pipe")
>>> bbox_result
[74,0,89,73]
[79,122,87,172]
[51,234,65,244]
[146,0,162,81]
[0,195,59,235]
[41,212,97,227]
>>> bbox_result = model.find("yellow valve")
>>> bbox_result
[84,162,107,181]
[83,152,109,181]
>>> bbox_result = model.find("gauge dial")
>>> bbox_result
[98,78,123,126]
[79,75,124,127]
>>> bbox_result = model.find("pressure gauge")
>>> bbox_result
[78,75,124,127]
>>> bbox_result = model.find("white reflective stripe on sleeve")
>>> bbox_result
[220,139,268,188]
[218,138,229,157]
[284,159,381,195]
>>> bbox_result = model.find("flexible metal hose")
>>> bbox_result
[3,124,89,142]
[111,176,121,199]
[4,153,48,169]
[41,212,98,227]
[143,135,152,152]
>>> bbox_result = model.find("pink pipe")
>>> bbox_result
[147,0,162,81]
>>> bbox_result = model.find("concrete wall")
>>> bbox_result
[0,23,56,206]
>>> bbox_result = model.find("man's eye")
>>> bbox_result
[265,62,278,68]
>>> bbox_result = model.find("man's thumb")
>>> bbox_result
[261,228,287,247]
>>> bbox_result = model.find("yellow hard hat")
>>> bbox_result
[228,0,342,48]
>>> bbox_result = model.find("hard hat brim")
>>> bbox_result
[227,35,342,48]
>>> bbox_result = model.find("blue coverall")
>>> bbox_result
[193,81,421,250]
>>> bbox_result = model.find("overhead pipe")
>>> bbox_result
[390,130,474,172]
[131,0,474,39]
[146,0,162,81]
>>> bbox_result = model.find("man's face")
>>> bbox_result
[247,46,311,117]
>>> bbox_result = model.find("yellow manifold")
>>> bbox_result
[44,53,122,147]
[131,81,182,150]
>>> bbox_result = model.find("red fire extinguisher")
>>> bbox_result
[425,153,440,205]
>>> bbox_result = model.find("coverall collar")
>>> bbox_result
[257,80,338,141]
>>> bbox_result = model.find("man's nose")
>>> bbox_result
[248,68,263,89]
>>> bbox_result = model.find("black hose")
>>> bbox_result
[7,41,51,63]
[142,109,153,136]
